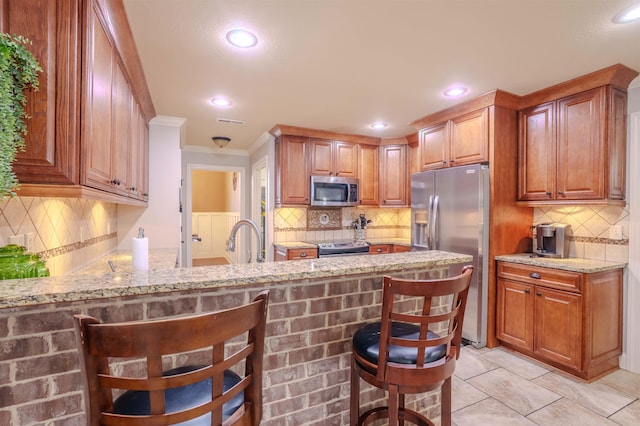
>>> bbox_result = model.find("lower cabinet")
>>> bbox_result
[369,244,410,254]
[496,261,622,380]
[274,247,318,261]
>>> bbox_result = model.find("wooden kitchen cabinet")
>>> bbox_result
[275,135,310,205]
[2,0,154,205]
[358,144,379,205]
[368,244,391,254]
[392,244,411,253]
[517,63,638,205]
[418,108,488,171]
[309,139,358,177]
[274,247,318,261]
[379,144,407,206]
[496,261,622,380]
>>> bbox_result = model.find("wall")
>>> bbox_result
[0,266,449,425]
[117,117,183,251]
[191,170,227,212]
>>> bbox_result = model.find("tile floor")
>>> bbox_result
[451,346,640,426]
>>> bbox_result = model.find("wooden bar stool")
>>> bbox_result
[74,290,269,426]
[350,266,473,426]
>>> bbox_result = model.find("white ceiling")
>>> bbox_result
[122,0,640,152]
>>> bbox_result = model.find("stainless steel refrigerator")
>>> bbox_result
[411,163,489,348]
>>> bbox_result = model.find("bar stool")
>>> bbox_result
[350,266,473,426]
[74,290,269,426]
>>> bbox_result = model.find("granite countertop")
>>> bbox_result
[71,248,179,275]
[0,250,471,309]
[273,241,318,250]
[495,253,626,273]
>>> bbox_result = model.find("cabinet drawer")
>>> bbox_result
[497,261,582,293]
[287,248,318,260]
[369,244,391,254]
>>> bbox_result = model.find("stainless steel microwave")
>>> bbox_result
[310,176,359,207]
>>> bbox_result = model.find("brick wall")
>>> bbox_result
[0,266,450,425]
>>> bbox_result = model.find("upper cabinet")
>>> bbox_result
[309,139,358,177]
[358,144,379,206]
[517,64,638,205]
[1,0,155,205]
[379,144,407,206]
[275,135,310,206]
[417,108,488,171]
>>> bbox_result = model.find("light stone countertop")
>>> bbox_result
[495,253,626,273]
[0,250,472,310]
[71,248,179,275]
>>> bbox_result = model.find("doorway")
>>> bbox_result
[184,164,244,267]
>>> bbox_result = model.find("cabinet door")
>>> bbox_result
[379,145,407,206]
[111,61,132,196]
[535,286,582,370]
[309,139,333,176]
[358,144,379,205]
[369,244,391,254]
[557,87,605,201]
[419,123,448,171]
[277,136,310,205]
[517,102,555,201]
[450,108,488,166]
[82,1,115,191]
[334,141,358,177]
[608,88,627,201]
[496,279,534,351]
[6,0,80,184]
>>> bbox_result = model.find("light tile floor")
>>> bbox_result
[451,346,640,426]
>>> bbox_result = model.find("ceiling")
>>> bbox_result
[122,0,640,152]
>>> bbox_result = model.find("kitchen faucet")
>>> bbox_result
[226,219,264,263]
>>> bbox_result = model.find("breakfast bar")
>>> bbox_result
[0,250,471,425]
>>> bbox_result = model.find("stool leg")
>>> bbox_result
[389,384,399,426]
[350,356,360,426]
[441,376,452,426]
[399,393,405,426]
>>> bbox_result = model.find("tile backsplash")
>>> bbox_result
[275,205,629,263]
[534,205,629,263]
[0,196,117,276]
[274,207,411,243]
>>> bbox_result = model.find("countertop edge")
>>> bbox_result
[0,251,471,310]
[495,254,627,273]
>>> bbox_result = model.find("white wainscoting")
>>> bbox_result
[192,212,240,263]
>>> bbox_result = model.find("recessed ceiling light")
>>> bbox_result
[444,87,468,97]
[226,29,258,48]
[370,122,388,130]
[613,3,640,23]
[211,97,232,107]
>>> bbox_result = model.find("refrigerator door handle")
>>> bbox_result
[432,195,439,250]
[427,195,434,249]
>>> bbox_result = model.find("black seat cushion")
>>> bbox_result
[353,322,446,365]
[112,365,244,425]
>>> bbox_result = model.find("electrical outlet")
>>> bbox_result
[8,234,24,246]
[610,225,623,240]
[25,233,35,251]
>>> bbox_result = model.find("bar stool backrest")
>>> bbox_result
[74,290,269,426]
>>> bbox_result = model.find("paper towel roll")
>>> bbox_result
[132,237,149,271]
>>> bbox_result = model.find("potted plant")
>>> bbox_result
[0,33,42,199]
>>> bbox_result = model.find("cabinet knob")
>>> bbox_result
[130,187,136,191]
[530,272,541,279]
[557,191,564,195]
[376,248,382,253]
[111,179,121,186]
[525,288,531,294]
[545,192,552,196]
[335,172,340,176]
[536,291,542,296]
[442,161,447,164]
[300,252,307,257]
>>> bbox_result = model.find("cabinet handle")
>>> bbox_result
[525,288,531,294]
[545,192,552,196]
[529,272,541,279]
[557,191,564,196]
[329,172,333,176]
[536,291,542,296]
[300,252,307,257]
[376,248,382,253]
[142,192,149,197]
[442,161,447,164]
[111,179,121,186]
[130,187,136,191]
[449,160,454,163]
[335,172,340,176]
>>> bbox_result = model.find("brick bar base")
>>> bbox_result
[0,266,450,425]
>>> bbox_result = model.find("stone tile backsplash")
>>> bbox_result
[274,207,411,243]
[0,196,117,276]
[275,205,629,263]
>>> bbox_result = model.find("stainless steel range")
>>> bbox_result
[316,241,370,258]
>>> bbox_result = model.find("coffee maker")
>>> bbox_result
[532,223,571,258]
